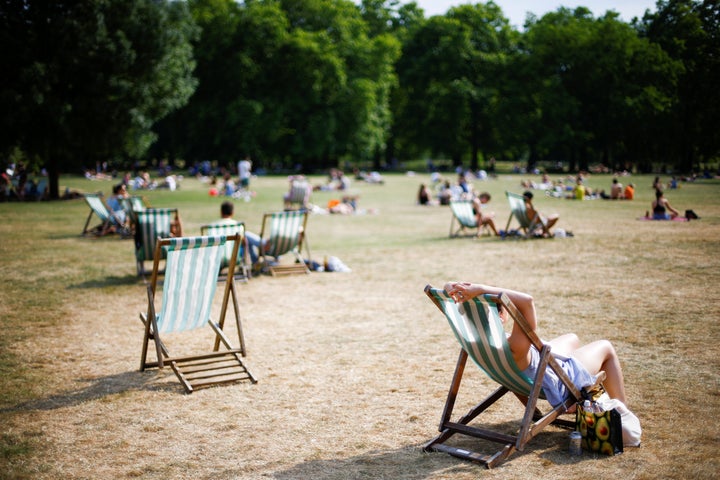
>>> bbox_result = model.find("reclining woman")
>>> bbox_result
[443,281,627,407]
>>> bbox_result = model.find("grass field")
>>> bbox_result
[1,171,719,479]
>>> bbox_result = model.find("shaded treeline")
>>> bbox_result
[1,0,718,198]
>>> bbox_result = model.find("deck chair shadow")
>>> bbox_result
[139,234,256,393]
[423,285,595,468]
[134,208,178,276]
[81,193,130,237]
[283,178,312,211]
[258,210,311,276]
[201,221,251,281]
[504,191,546,238]
[449,200,490,238]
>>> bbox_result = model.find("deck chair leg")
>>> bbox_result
[82,210,94,236]
[424,349,518,468]
[230,281,246,357]
[516,346,551,450]
[504,213,513,235]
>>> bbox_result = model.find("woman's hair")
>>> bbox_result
[655,189,663,199]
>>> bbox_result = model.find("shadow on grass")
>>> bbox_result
[271,445,474,480]
[68,274,143,289]
[271,424,597,479]
[0,371,177,413]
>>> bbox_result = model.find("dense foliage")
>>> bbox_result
[1,0,718,197]
[1,0,198,198]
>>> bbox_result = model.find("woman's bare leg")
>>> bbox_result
[572,340,627,404]
[547,333,580,357]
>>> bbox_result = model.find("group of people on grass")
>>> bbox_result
[423,169,698,233]
[418,172,560,238]
[521,173,636,201]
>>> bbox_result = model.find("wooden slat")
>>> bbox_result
[168,351,256,393]
[269,264,309,276]
[442,422,517,445]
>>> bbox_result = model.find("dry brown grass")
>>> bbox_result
[1,172,719,479]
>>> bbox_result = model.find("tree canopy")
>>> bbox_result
[1,0,198,198]
[2,0,718,197]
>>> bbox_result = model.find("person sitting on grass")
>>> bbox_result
[651,189,680,220]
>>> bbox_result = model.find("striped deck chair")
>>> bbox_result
[139,235,256,393]
[121,195,149,228]
[283,179,312,211]
[449,200,489,238]
[423,285,587,468]
[504,191,545,238]
[135,208,177,276]
[258,210,310,276]
[81,193,129,237]
[201,221,251,281]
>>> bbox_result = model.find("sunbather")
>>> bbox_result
[443,281,628,407]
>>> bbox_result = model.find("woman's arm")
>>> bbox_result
[664,199,680,216]
[443,282,537,331]
[443,281,537,369]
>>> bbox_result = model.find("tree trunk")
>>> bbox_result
[46,151,60,200]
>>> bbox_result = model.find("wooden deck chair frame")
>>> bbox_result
[423,285,592,468]
[81,193,129,237]
[284,179,312,211]
[504,191,547,239]
[258,210,311,276]
[135,208,177,276]
[449,200,490,238]
[139,234,256,393]
[201,221,251,281]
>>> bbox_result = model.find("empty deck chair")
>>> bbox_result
[258,210,310,276]
[139,234,256,393]
[81,193,129,237]
[121,195,149,231]
[134,208,177,276]
[283,178,312,211]
[423,285,591,468]
[201,221,251,281]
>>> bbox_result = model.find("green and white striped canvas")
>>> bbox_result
[135,208,176,262]
[505,192,537,234]
[201,221,246,269]
[286,180,311,209]
[84,193,112,222]
[129,196,146,213]
[264,211,305,258]
[156,236,226,334]
[450,200,478,228]
[426,287,534,398]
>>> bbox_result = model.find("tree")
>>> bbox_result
[0,0,198,198]
[161,0,399,172]
[638,0,720,172]
[395,2,517,170]
[523,7,678,172]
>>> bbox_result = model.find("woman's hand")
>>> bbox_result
[444,281,476,302]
